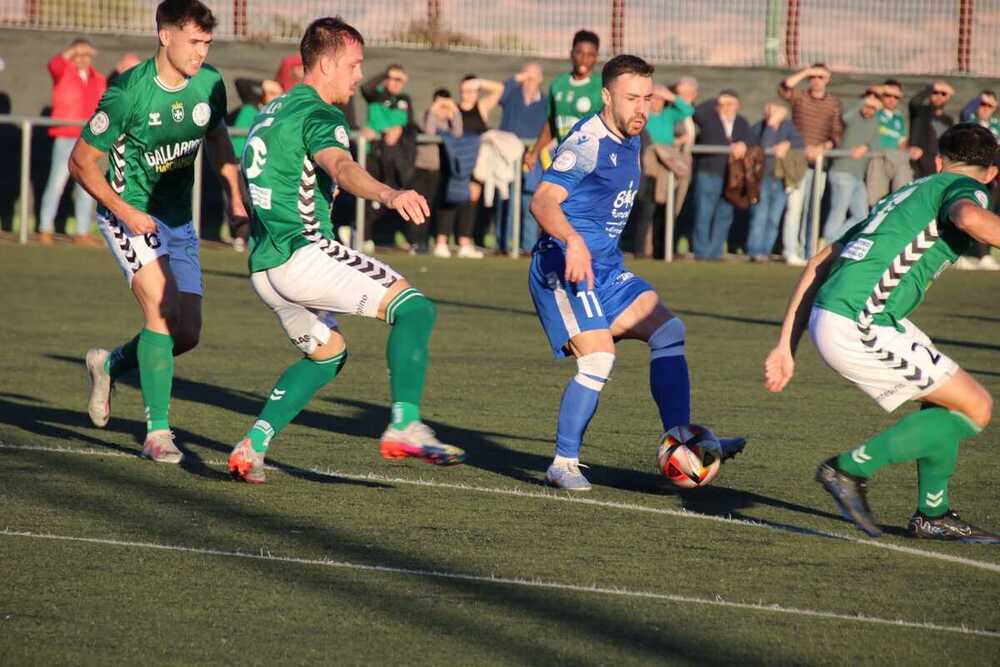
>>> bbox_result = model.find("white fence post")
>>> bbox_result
[809,152,825,257]
[19,120,31,245]
[509,156,522,258]
[664,170,675,262]
[354,133,368,251]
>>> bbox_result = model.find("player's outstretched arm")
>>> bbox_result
[530,181,594,289]
[205,123,248,225]
[314,147,429,224]
[68,139,156,235]
[950,200,1000,247]
[764,244,838,393]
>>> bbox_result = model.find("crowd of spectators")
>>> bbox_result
[6,34,1000,270]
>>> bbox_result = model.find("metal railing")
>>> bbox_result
[1,113,870,261]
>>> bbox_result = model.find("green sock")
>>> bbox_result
[247,352,347,453]
[837,407,981,517]
[385,289,435,429]
[137,329,174,433]
[105,334,140,380]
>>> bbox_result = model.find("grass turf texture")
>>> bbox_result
[1,243,998,665]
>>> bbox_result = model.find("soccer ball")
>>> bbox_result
[657,424,722,489]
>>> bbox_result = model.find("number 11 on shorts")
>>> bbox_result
[576,290,604,318]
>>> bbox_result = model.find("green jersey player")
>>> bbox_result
[765,123,1000,543]
[523,29,602,170]
[227,17,464,484]
[73,0,247,463]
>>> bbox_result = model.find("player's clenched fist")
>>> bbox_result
[121,208,158,235]
[382,189,430,224]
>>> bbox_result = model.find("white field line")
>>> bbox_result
[2,528,998,640]
[3,442,1000,575]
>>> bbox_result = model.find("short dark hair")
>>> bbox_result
[300,17,364,71]
[461,74,477,83]
[572,29,600,50]
[155,0,217,33]
[982,89,998,99]
[432,88,451,100]
[939,123,998,168]
[811,62,829,71]
[601,54,653,88]
[883,78,902,89]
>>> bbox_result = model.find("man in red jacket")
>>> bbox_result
[38,38,106,246]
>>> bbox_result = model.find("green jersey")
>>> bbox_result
[876,109,906,149]
[81,58,227,227]
[241,84,352,273]
[816,172,990,328]
[548,72,604,142]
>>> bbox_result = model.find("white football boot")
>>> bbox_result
[141,430,183,464]
[545,458,592,491]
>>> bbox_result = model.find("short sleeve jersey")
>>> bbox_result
[241,84,352,273]
[876,109,907,149]
[540,114,641,262]
[80,58,227,227]
[548,73,604,142]
[816,172,990,327]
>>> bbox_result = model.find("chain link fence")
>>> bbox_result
[1,0,998,76]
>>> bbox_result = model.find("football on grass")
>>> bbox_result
[657,424,721,489]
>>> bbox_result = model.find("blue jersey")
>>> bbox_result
[539,114,641,262]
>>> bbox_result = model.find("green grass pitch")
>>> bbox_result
[1,243,998,665]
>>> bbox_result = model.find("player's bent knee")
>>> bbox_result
[308,332,347,361]
[388,290,436,327]
[648,317,685,359]
[575,351,615,392]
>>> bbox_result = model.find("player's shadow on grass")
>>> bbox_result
[5,449,804,665]
[674,484,850,536]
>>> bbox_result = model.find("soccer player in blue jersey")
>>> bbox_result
[529,55,746,490]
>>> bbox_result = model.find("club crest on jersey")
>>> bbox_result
[334,125,349,147]
[89,111,110,135]
[192,102,211,127]
[553,150,577,172]
[975,190,989,208]
[171,101,185,123]
[576,96,592,113]
[148,112,162,126]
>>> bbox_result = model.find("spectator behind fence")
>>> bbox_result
[908,80,954,178]
[38,38,106,246]
[361,64,416,252]
[747,102,802,262]
[778,63,843,265]
[0,92,17,232]
[960,90,1000,138]
[433,74,503,258]
[633,79,696,258]
[867,79,917,205]
[691,89,751,260]
[413,89,463,255]
[495,62,546,254]
[274,53,303,92]
[106,53,140,88]
[825,93,880,243]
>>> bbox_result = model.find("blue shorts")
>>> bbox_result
[529,241,655,358]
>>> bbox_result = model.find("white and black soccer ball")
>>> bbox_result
[656,424,722,489]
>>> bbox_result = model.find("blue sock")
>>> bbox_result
[554,352,614,458]
[648,318,691,432]
[650,355,691,432]
[555,377,601,458]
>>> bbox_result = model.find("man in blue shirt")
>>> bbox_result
[529,55,745,490]
[496,62,547,254]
